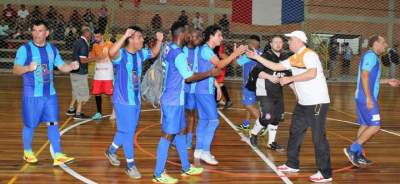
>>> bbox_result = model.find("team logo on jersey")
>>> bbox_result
[35,64,51,83]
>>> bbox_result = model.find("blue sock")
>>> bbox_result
[175,134,190,172]
[195,119,207,150]
[242,120,250,126]
[154,137,171,177]
[186,132,193,148]
[23,126,35,151]
[203,120,219,152]
[47,124,61,153]
[350,141,362,155]
[122,132,134,165]
[109,131,124,154]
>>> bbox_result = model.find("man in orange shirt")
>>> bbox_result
[90,29,115,120]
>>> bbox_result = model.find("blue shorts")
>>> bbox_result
[114,103,140,134]
[185,93,196,110]
[22,95,59,128]
[195,94,218,120]
[161,105,186,134]
[356,100,381,126]
[242,88,256,106]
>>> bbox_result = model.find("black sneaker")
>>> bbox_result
[65,109,76,116]
[343,147,361,167]
[267,142,285,152]
[250,134,258,147]
[73,113,91,120]
[224,101,233,109]
[357,154,373,166]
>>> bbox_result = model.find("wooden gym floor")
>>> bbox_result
[0,75,399,184]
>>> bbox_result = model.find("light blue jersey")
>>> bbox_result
[161,43,194,106]
[195,44,216,94]
[183,46,199,94]
[112,48,152,105]
[14,41,64,97]
[355,50,381,102]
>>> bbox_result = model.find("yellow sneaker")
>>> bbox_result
[181,165,204,177]
[152,171,178,184]
[23,150,38,164]
[53,153,75,166]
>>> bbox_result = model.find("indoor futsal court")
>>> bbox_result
[1,76,399,183]
[1,0,400,184]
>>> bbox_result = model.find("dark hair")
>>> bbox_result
[124,25,143,46]
[368,35,381,48]
[170,21,185,37]
[270,35,284,42]
[249,35,260,42]
[203,24,222,42]
[31,20,49,30]
[93,29,104,35]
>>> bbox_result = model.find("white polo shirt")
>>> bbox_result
[280,47,330,105]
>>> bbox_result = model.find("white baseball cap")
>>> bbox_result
[285,30,307,43]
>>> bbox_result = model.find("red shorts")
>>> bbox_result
[215,67,226,84]
[92,80,113,95]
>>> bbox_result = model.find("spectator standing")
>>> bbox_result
[177,10,189,26]
[192,12,204,30]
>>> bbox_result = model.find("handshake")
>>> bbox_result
[259,71,293,86]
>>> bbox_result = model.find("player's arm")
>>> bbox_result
[13,46,36,75]
[361,70,375,110]
[211,44,247,69]
[109,28,136,60]
[150,32,164,58]
[58,61,80,73]
[175,53,220,83]
[258,71,279,84]
[380,78,400,87]
[247,50,287,71]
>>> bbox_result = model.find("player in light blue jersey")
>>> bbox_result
[13,20,79,166]
[194,25,247,165]
[344,35,399,167]
[182,29,202,149]
[153,22,220,184]
[105,26,163,179]
[236,35,261,130]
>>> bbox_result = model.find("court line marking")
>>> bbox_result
[7,117,73,184]
[47,109,159,184]
[217,110,293,184]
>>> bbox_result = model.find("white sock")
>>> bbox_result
[250,119,264,135]
[267,124,278,145]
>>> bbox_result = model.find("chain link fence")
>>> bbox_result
[0,0,399,82]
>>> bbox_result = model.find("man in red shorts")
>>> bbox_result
[90,29,114,120]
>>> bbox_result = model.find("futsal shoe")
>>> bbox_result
[74,113,91,120]
[181,165,204,177]
[65,108,76,116]
[91,112,102,120]
[267,142,285,152]
[193,149,203,159]
[200,151,218,165]
[277,164,299,173]
[224,100,233,109]
[343,147,361,167]
[105,150,120,166]
[357,154,373,166]
[249,134,258,147]
[309,171,333,183]
[238,121,250,130]
[153,171,178,184]
[53,153,75,166]
[23,150,38,164]
[125,166,142,179]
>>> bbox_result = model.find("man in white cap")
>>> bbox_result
[247,30,332,183]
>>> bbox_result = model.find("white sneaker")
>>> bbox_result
[277,164,299,173]
[194,149,203,159]
[309,171,332,183]
[200,152,218,165]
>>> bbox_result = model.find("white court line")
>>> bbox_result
[218,110,293,184]
[49,109,160,184]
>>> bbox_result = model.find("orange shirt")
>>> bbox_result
[90,41,113,62]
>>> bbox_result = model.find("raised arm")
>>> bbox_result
[150,32,164,58]
[109,28,135,60]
